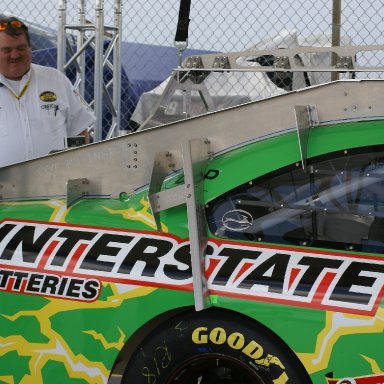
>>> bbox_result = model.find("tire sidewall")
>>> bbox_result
[122,308,311,384]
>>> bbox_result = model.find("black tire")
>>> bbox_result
[122,308,312,384]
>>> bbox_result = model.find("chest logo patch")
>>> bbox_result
[40,91,57,102]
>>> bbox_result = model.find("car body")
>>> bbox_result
[0,46,383,384]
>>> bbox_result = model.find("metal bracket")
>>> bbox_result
[274,56,291,69]
[174,40,188,67]
[183,138,211,311]
[180,56,210,84]
[212,55,231,70]
[67,178,90,207]
[147,139,212,311]
[148,151,184,231]
[139,69,216,130]
[294,105,319,171]
[336,56,354,70]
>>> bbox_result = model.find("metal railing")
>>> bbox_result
[2,0,384,139]
[57,0,122,141]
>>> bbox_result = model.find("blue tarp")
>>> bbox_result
[32,42,211,136]
[121,42,212,107]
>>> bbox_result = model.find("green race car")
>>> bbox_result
[0,45,383,384]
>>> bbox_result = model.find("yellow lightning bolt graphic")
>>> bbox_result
[0,377,14,384]
[0,194,169,381]
[1,284,156,383]
[83,327,125,351]
[361,354,383,374]
[0,199,67,223]
[298,308,384,374]
[103,196,168,232]
[0,196,166,382]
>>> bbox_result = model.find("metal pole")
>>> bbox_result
[77,0,87,97]
[57,0,67,72]
[94,0,104,142]
[113,0,122,135]
[331,0,342,81]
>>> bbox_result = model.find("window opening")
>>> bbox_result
[207,148,384,253]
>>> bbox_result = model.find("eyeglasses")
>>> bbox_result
[0,20,25,31]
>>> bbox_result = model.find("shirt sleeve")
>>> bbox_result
[61,74,96,137]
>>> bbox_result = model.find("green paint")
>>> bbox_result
[0,119,383,383]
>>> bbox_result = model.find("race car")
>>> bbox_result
[0,44,383,384]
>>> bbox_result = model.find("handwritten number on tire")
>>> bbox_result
[142,340,172,382]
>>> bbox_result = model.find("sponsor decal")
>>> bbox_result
[325,373,384,384]
[0,219,383,314]
[222,209,253,231]
[0,268,100,301]
[39,91,57,102]
[192,326,285,370]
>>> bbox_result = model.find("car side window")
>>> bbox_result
[206,148,384,253]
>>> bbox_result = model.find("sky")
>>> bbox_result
[2,0,384,52]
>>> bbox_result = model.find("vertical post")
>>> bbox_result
[183,139,211,311]
[57,0,67,72]
[331,0,342,81]
[113,0,122,134]
[94,0,104,142]
[77,0,86,97]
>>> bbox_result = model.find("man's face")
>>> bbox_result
[0,32,32,80]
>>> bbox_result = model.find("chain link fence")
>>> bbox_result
[2,0,384,134]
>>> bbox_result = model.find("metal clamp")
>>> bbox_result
[212,55,231,70]
[336,56,354,70]
[180,56,210,84]
[67,178,90,207]
[274,56,291,69]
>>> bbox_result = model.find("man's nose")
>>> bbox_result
[9,49,21,58]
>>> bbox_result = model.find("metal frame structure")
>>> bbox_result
[2,45,384,199]
[57,0,122,141]
[0,79,383,203]
[1,78,384,309]
[138,44,384,131]
[2,45,384,311]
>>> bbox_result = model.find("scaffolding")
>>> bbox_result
[57,0,122,142]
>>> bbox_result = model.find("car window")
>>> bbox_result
[206,147,384,253]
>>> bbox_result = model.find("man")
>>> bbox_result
[0,16,95,167]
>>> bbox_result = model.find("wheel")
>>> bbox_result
[122,308,312,384]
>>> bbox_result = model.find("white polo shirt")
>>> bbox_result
[0,64,95,167]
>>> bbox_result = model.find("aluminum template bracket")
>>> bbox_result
[148,151,184,231]
[294,105,319,171]
[148,138,212,310]
[183,138,211,311]
[67,178,90,207]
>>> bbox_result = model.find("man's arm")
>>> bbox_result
[79,129,90,144]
